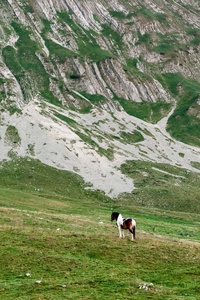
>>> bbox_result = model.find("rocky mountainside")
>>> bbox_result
[0,0,200,197]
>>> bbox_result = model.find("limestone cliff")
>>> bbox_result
[1,0,200,111]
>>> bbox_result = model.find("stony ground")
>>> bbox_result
[1,99,200,197]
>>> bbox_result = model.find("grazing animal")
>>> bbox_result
[111,212,136,241]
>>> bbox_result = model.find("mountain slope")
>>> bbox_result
[0,0,200,197]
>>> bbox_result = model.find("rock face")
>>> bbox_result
[2,0,200,110]
[0,0,200,197]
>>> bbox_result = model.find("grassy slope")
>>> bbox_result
[120,160,200,214]
[155,73,200,147]
[0,158,200,299]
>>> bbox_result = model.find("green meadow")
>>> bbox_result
[0,158,200,299]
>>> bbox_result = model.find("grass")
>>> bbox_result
[2,46,22,74]
[115,96,172,123]
[186,28,200,46]
[101,24,124,51]
[155,73,200,147]
[153,32,183,56]
[44,39,77,62]
[79,92,108,104]
[0,158,200,299]
[124,58,151,80]
[54,112,78,127]
[120,130,144,143]
[77,39,112,62]
[120,160,200,214]
[131,5,155,21]
[190,161,200,170]
[108,10,127,20]
[136,32,151,46]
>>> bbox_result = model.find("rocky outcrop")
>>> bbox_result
[1,0,200,110]
[0,59,24,109]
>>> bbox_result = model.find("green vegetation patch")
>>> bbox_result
[109,10,127,19]
[79,91,108,104]
[93,14,101,23]
[11,22,42,72]
[125,58,151,80]
[44,39,77,62]
[156,73,200,147]
[0,91,5,102]
[190,161,200,170]
[136,32,151,46]
[134,5,155,21]
[0,157,89,201]
[120,160,200,214]
[187,28,200,46]
[22,4,34,14]
[101,24,124,51]
[4,125,21,147]
[75,130,97,146]
[116,97,172,123]
[154,32,184,56]
[154,42,174,54]
[27,144,35,156]
[120,130,144,143]
[78,40,112,62]
[78,105,93,114]
[0,79,6,102]
[54,112,78,127]
[2,46,22,74]
[0,78,5,85]
[69,73,81,79]
[154,13,168,24]
[57,10,81,35]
